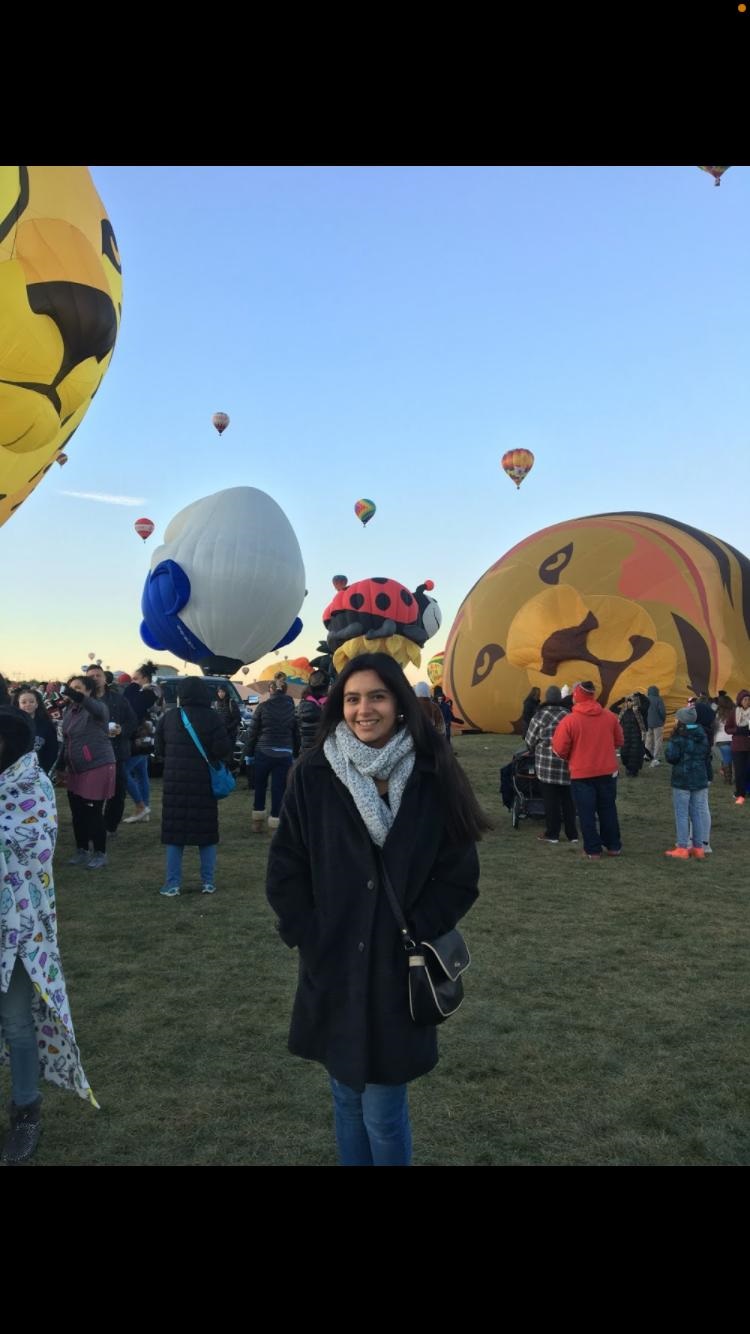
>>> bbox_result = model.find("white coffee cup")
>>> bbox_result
[108,722,117,735]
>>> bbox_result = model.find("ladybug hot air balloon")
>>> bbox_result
[134,517,155,542]
[212,412,230,435]
[501,449,534,490]
[354,498,376,527]
[698,166,731,188]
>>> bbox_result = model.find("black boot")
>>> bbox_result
[2,1098,42,1164]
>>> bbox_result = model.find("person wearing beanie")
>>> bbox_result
[664,706,711,858]
[645,686,667,766]
[725,689,750,805]
[153,677,233,895]
[551,682,624,858]
[524,684,578,844]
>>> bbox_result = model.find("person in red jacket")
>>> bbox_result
[552,681,624,859]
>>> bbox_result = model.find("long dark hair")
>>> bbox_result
[312,653,491,842]
[0,708,34,771]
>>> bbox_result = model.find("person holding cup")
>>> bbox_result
[59,677,116,869]
[84,665,137,838]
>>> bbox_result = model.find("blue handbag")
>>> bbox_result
[180,708,236,799]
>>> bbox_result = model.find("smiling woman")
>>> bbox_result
[266,652,490,1167]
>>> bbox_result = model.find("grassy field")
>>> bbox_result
[19,736,750,1166]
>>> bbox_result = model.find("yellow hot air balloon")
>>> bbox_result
[501,449,534,490]
[0,166,122,528]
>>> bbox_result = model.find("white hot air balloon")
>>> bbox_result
[139,486,306,675]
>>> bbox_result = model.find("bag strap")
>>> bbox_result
[374,850,416,953]
[180,708,210,767]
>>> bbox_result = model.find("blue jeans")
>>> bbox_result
[673,787,709,848]
[718,742,732,768]
[124,754,150,807]
[164,843,217,888]
[570,776,621,854]
[253,752,293,817]
[329,1077,412,1166]
[0,962,39,1106]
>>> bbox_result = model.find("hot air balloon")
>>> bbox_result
[56,453,68,467]
[134,517,155,542]
[501,449,534,490]
[323,577,441,672]
[140,486,306,677]
[212,412,230,435]
[332,574,348,590]
[698,166,730,187]
[354,498,376,526]
[241,666,250,676]
[444,512,750,735]
[88,653,95,661]
[0,166,122,531]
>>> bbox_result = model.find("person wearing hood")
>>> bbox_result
[0,707,97,1163]
[725,689,750,805]
[432,687,463,748]
[619,696,646,777]
[551,682,624,859]
[664,706,711,858]
[153,677,232,896]
[645,686,666,766]
[524,685,578,844]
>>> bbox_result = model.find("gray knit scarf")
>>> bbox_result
[324,721,415,847]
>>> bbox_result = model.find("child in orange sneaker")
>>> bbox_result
[664,707,710,860]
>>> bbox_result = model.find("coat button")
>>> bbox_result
[357,941,365,952]
[366,879,375,890]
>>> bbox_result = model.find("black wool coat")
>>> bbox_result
[155,705,232,846]
[619,707,645,773]
[266,749,480,1092]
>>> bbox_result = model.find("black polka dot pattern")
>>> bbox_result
[349,593,365,609]
[399,590,413,607]
[375,592,391,611]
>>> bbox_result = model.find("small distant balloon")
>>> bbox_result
[88,653,95,661]
[332,574,348,590]
[212,412,230,435]
[698,166,730,188]
[241,666,249,676]
[56,453,68,467]
[501,449,535,490]
[354,498,376,526]
[134,517,155,542]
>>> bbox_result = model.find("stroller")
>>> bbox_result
[499,749,546,829]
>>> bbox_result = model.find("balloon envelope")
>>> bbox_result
[134,517,155,542]
[698,166,730,187]
[332,574,348,590]
[445,512,750,734]
[140,486,306,672]
[501,449,534,489]
[354,499,376,526]
[212,412,230,435]
[0,166,122,529]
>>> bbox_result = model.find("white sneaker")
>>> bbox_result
[703,844,713,854]
[650,759,660,767]
[123,809,150,823]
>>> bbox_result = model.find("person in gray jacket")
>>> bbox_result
[645,685,667,766]
[60,676,116,869]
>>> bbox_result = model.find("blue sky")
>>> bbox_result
[5,165,748,681]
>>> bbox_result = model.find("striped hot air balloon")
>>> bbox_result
[354,498,376,526]
[212,412,230,435]
[134,517,155,542]
[501,449,534,490]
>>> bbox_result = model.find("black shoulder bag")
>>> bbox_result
[376,853,471,1026]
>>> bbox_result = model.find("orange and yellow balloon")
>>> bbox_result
[0,166,122,529]
[501,449,534,490]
